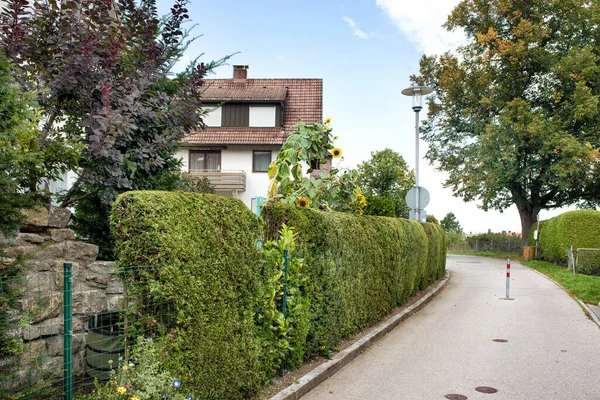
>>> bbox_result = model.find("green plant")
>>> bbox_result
[111,191,265,399]
[255,224,310,372]
[357,148,415,218]
[267,120,366,215]
[262,203,445,360]
[539,210,600,268]
[363,195,395,217]
[522,260,600,304]
[77,337,195,400]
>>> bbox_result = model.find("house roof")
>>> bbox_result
[202,85,288,102]
[182,127,287,145]
[182,78,323,146]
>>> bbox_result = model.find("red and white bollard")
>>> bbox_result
[505,259,512,300]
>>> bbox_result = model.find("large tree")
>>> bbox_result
[357,148,415,218]
[414,0,600,243]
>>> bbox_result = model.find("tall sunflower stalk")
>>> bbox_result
[267,120,366,214]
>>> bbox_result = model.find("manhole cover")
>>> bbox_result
[475,387,498,394]
[445,395,468,400]
[492,339,508,343]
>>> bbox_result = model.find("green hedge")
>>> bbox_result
[110,193,446,398]
[263,203,446,359]
[539,210,600,274]
[111,191,265,399]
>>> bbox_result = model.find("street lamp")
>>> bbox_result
[401,84,433,222]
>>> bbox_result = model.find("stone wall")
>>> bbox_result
[1,206,123,380]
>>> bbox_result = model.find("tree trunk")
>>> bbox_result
[517,204,540,247]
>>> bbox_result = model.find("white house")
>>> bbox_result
[177,65,323,213]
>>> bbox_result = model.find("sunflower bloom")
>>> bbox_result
[325,117,331,124]
[117,387,127,395]
[296,197,310,208]
[331,147,342,158]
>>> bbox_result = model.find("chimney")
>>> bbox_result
[233,65,249,82]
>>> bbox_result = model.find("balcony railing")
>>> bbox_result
[188,170,246,192]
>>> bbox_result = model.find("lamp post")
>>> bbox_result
[401,84,433,222]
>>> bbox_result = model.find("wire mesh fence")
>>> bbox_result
[1,261,173,399]
[449,238,524,254]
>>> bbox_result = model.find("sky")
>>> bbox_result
[157,0,575,234]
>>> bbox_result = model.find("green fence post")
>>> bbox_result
[63,262,73,400]
[279,250,289,377]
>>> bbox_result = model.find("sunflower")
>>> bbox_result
[296,197,310,208]
[325,117,331,124]
[331,147,342,158]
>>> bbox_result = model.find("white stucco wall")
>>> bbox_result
[176,145,280,210]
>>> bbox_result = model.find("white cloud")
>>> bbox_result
[342,16,369,39]
[376,0,467,54]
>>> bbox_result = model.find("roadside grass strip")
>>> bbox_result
[521,260,600,305]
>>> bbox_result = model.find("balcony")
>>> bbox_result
[188,170,246,192]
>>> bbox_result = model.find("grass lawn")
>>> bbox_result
[521,260,600,305]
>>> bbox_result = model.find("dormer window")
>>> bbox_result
[249,105,276,127]
[203,104,222,127]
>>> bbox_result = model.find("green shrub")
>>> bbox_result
[110,193,446,397]
[111,191,265,399]
[539,210,600,270]
[363,195,395,217]
[262,203,445,359]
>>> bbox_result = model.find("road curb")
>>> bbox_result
[577,300,600,327]
[269,271,450,400]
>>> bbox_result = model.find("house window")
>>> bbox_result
[249,105,276,127]
[203,105,222,127]
[189,150,221,172]
[253,151,271,172]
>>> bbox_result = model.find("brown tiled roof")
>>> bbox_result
[182,127,287,145]
[202,86,287,102]
[182,78,323,145]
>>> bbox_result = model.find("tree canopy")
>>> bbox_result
[414,0,600,242]
[357,148,415,218]
[440,212,463,233]
[0,0,218,207]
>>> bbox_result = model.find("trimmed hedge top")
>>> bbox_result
[539,210,600,264]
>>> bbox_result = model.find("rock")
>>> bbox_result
[21,317,61,341]
[48,228,75,243]
[73,290,112,314]
[21,207,49,230]
[65,241,99,267]
[20,340,48,365]
[48,206,71,228]
[106,279,125,295]
[0,256,16,267]
[15,233,45,245]
[3,245,40,258]
[17,293,62,324]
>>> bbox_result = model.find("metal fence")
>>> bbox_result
[1,262,172,399]
[567,247,600,275]
[449,238,524,254]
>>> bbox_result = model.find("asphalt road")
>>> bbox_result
[302,255,600,400]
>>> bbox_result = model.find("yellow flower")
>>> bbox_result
[131,397,140,400]
[122,365,128,371]
[325,117,331,124]
[296,197,310,208]
[319,345,325,350]
[331,147,342,158]
[117,386,127,395]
